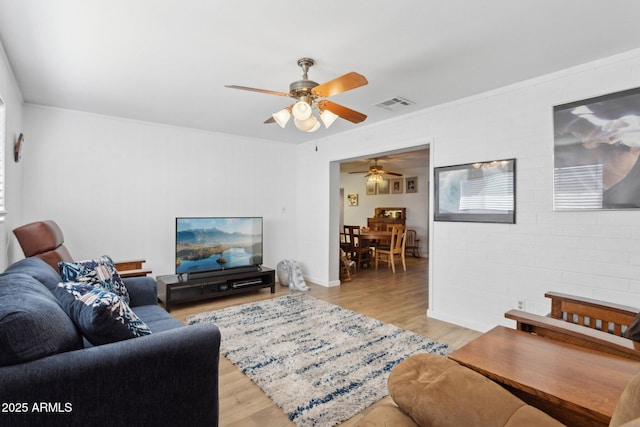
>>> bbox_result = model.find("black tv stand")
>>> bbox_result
[156,267,275,312]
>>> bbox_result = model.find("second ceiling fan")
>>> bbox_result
[350,158,403,183]
[225,58,368,132]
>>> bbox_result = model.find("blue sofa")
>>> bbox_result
[0,257,221,427]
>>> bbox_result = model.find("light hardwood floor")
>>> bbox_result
[168,257,482,427]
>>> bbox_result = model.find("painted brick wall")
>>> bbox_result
[297,49,640,331]
[428,50,640,331]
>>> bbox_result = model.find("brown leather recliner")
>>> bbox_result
[12,220,73,270]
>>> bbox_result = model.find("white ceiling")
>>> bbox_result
[1,0,640,145]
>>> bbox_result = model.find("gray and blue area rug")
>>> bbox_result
[187,294,449,427]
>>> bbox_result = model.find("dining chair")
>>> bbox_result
[343,225,371,271]
[374,224,406,273]
[339,248,356,281]
[405,229,420,258]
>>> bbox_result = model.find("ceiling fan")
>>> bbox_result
[225,58,368,132]
[349,158,403,183]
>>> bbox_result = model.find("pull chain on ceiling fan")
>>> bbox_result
[225,58,368,133]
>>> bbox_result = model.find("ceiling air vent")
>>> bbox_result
[374,96,415,111]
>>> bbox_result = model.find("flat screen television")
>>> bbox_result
[175,217,263,276]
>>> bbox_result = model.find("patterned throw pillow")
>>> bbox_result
[59,255,130,305]
[54,282,151,346]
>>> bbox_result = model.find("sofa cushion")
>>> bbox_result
[388,353,563,427]
[610,371,640,427]
[54,282,151,346]
[133,305,184,332]
[3,256,62,292]
[355,404,419,427]
[59,255,130,305]
[0,273,83,366]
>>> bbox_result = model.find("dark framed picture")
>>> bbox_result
[391,178,403,194]
[405,177,418,193]
[434,159,516,223]
[554,87,640,210]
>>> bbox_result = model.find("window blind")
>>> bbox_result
[553,164,603,210]
[458,172,514,212]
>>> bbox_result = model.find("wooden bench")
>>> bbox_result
[546,291,638,336]
[505,291,640,361]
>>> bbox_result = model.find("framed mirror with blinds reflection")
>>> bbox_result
[434,158,516,223]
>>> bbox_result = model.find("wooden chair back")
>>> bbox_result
[343,225,360,248]
[388,225,406,255]
[374,225,406,273]
[405,229,420,257]
[546,291,639,337]
[343,225,370,270]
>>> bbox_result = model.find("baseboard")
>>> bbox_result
[427,309,491,333]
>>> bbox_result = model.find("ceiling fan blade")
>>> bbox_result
[225,85,292,97]
[348,170,371,174]
[317,100,367,124]
[380,171,403,176]
[311,72,368,98]
[264,116,275,124]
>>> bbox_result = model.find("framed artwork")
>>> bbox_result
[347,193,358,206]
[391,178,403,194]
[366,181,376,195]
[377,179,389,194]
[434,159,516,223]
[406,177,418,193]
[553,86,640,210]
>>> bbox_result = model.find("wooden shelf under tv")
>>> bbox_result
[156,267,275,312]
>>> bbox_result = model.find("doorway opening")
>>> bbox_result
[332,144,431,293]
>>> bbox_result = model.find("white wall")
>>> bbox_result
[0,41,25,268]
[298,49,640,332]
[20,105,298,276]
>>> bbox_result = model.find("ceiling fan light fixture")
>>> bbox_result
[226,58,369,134]
[307,117,321,132]
[320,109,339,128]
[272,108,291,128]
[367,173,383,184]
[294,116,317,132]
[292,99,312,120]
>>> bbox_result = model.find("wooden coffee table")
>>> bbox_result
[448,326,640,427]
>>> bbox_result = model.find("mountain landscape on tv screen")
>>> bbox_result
[176,227,262,273]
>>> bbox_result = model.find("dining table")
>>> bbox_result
[359,229,392,246]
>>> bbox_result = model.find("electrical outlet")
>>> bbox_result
[515,299,525,311]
